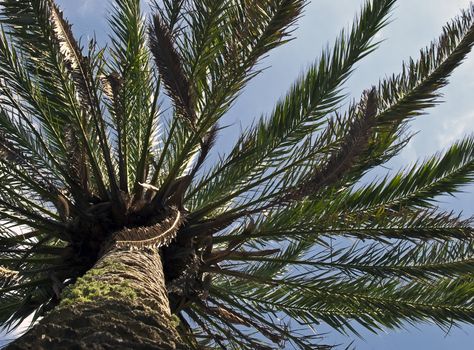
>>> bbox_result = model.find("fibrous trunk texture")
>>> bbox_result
[7,247,187,350]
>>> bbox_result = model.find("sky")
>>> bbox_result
[2,0,474,349]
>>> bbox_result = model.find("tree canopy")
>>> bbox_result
[0,0,474,349]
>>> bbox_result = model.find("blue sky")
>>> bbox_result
[2,0,474,348]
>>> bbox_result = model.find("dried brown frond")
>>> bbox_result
[49,0,93,193]
[63,124,89,197]
[284,87,378,201]
[0,266,18,278]
[0,265,19,288]
[49,0,97,114]
[100,72,128,191]
[100,72,123,103]
[149,13,195,125]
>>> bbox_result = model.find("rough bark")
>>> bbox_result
[7,247,188,350]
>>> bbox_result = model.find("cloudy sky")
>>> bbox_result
[2,0,474,349]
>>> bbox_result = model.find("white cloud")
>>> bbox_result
[437,111,474,149]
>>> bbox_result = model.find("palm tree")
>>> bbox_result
[0,0,473,348]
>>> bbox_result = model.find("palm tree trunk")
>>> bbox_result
[7,247,188,350]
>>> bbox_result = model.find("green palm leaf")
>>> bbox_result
[0,1,474,349]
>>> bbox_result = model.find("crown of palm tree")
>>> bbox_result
[0,0,474,348]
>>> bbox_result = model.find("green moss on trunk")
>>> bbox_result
[8,247,188,349]
[60,261,137,305]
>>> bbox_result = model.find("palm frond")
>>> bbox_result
[149,12,195,125]
[157,0,308,200]
[187,0,396,218]
[0,1,474,348]
[351,4,474,177]
[109,0,157,195]
[0,0,112,200]
[225,239,474,281]
[346,135,474,211]
[211,269,474,335]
